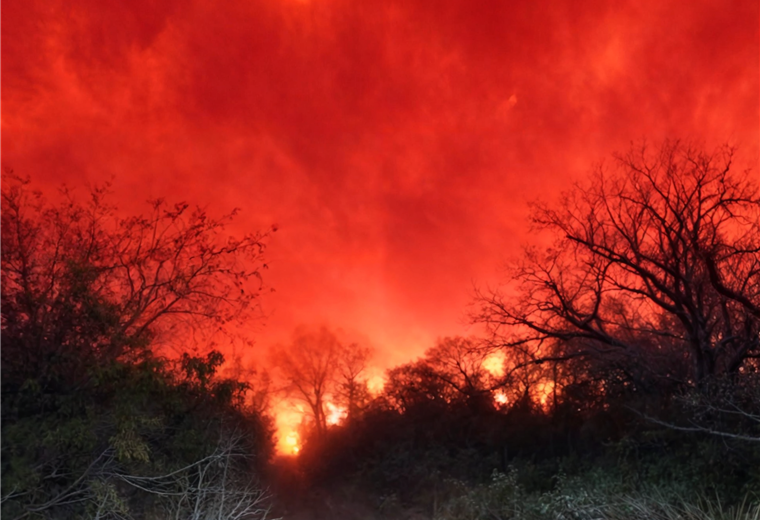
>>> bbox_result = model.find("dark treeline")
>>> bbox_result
[278,142,760,519]
[1,176,276,519]
[293,339,760,514]
[3,141,760,520]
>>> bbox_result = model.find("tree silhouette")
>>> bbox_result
[1,175,271,388]
[334,342,372,423]
[475,141,760,388]
[1,176,275,519]
[272,327,371,436]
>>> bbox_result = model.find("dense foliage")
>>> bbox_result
[1,176,274,520]
[4,141,759,520]
[285,344,760,520]
[283,143,760,518]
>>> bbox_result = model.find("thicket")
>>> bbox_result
[4,141,760,519]
[1,175,275,520]
[296,358,760,509]
[288,142,760,518]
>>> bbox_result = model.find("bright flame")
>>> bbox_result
[367,374,386,395]
[284,431,300,455]
[494,390,508,405]
[482,352,506,377]
[536,381,555,407]
[325,402,347,426]
[275,400,304,455]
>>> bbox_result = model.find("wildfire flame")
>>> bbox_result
[274,400,349,455]
[536,381,554,406]
[284,431,300,454]
[325,402,347,426]
[367,374,386,395]
[275,401,304,455]
[482,352,506,377]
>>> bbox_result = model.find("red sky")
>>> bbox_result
[3,0,759,369]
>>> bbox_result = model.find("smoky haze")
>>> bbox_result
[2,0,758,366]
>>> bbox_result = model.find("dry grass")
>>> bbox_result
[430,468,760,520]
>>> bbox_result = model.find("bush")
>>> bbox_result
[1,177,275,519]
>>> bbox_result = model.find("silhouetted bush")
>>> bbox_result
[1,177,274,519]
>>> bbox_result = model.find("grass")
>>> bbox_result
[430,467,760,520]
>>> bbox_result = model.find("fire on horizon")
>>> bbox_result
[2,0,758,453]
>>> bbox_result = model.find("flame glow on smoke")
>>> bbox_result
[274,399,351,454]
[325,402,347,426]
[284,431,300,454]
[367,374,386,395]
[483,352,506,377]
[536,381,555,406]
[275,400,305,456]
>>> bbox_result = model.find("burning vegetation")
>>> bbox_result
[266,142,760,518]
[3,141,760,519]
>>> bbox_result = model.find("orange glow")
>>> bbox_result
[325,402,347,426]
[367,374,386,396]
[275,400,305,455]
[536,381,555,407]
[482,352,506,377]
[274,400,348,454]
[284,431,301,455]
[2,0,756,410]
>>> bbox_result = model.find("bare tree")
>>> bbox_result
[475,141,760,388]
[382,337,511,413]
[271,327,342,436]
[271,327,372,435]
[334,342,372,423]
[423,337,498,399]
[1,175,271,384]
